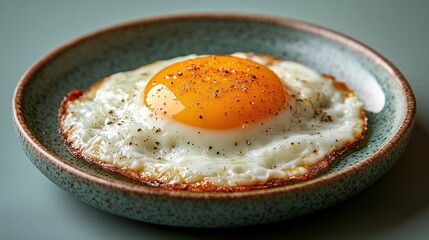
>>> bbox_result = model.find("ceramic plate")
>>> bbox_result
[13,14,415,227]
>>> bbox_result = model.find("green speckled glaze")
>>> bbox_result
[13,14,415,227]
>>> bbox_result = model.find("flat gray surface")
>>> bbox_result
[1,0,428,239]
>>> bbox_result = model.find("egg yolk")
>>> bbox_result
[143,56,288,129]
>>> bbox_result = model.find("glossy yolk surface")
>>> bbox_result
[143,56,288,129]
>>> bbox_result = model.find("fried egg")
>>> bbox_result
[59,53,366,192]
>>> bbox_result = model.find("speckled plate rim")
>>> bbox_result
[13,13,416,200]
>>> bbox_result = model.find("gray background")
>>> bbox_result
[2,0,428,239]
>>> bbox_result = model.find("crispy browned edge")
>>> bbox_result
[58,69,367,192]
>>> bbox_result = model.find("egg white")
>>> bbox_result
[59,53,366,190]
